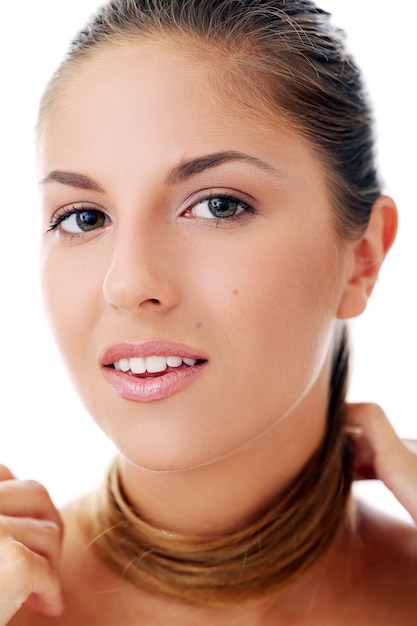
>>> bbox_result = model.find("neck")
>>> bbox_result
[118,370,329,536]
[77,492,358,625]
[84,359,354,607]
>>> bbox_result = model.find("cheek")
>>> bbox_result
[187,232,341,425]
[231,239,337,391]
[199,231,340,350]
[40,247,102,368]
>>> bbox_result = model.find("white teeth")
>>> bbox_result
[166,356,183,368]
[183,358,197,367]
[113,356,200,373]
[118,358,130,372]
[146,356,167,373]
[130,357,146,374]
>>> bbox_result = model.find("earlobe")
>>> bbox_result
[337,195,398,320]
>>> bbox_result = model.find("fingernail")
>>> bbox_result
[39,520,60,532]
[344,425,363,436]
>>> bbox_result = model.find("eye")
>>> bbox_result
[48,206,108,234]
[192,196,250,219]
[61,209,106,233]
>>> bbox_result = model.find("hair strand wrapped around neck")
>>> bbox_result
[86,325,354,605]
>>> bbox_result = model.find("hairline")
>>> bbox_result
[37,30,364,244]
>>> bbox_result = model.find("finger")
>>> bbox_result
[22,548,64,617]
[345,403,413,470]
[0,479,63,530]
[0,515,62,570]
[345,403,417,522]
[403,439,417,457]
[344,424,377,480]
[0,465,16,481]
[345,426,417,479]
[25,587,64,618]
[0,538,64,622]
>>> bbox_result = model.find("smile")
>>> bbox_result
[101,341,208,402]
[113,355,201,375]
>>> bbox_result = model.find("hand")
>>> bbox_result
[344,403,417,524]
[0,465,64,624]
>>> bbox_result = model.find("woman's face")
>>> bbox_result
[39,42,354,471]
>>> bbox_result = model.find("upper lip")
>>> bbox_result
[100,339,208,366]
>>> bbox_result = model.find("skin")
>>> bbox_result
[39,43,346,477]
[36,41,359,537]
[2,40,416,624]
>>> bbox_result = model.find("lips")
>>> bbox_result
[100,340,208,402]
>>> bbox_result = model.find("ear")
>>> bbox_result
[337,195,398,320]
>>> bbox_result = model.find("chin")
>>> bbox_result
[114,438,240,474]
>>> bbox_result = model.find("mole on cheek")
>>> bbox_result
[195,321,202,329]
[232,289,239,295]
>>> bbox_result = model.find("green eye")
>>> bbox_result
[193,196,249,219]
[207,197,242,218]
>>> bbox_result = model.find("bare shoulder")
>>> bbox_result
[8,499,417,626]
[352,502,417,618]
[357,501,417,566]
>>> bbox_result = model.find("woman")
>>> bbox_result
[1,0,416,623]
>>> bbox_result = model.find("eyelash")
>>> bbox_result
[46,193,256,236]
[187,192,256,223]
[46,204,108,234]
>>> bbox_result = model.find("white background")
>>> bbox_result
[0,1,416,521]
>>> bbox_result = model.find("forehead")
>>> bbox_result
[42,39,292,143]
[39,40,327,197]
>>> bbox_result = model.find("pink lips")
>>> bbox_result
[100,340,207,403]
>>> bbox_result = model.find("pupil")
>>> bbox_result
[77,210,103,231]
[208,198,238,218]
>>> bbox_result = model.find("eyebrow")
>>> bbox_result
[165,151,279,184]
[40,151,279,192]
[39,170,105,193]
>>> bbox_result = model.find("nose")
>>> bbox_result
[102,227,180,314]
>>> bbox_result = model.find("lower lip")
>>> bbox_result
[102,363,206,402]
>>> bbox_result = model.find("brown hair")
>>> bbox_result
[40,0,378,604]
